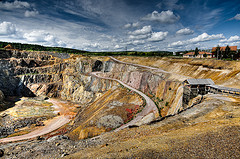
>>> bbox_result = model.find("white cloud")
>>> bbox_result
[129,34,150,40]
[142,10,180,24]
[25,10,39,17]
[0,22,66,47]
[114,44,125,50]
[23,30,66,47]
[123,22,140,29]
[114,44,120,49]
[169,41,184,47]
[129,26,152,35]
[219,35,240,42]
[0,0,39,18]
[169,33,225,47]
[148,31,168,42]
[23,30,46,42]
[189,33,224,43]
[124,23,131,29]
[229,14,240,21]
[127,25,168,45]
[128,40,145,46]
[132,22,140,28]
[0,21,16,35]
[0,0,30,9]
[176,28,194,35]
[128,26,152,42]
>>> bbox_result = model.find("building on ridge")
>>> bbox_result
[183,51,212,58]
[212,46,238,58]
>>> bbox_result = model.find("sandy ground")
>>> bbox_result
[0,99,74,143]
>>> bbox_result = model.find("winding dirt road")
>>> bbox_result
[0,99,71,143]
[0,57,164,143]
[109,56,169,73]
[91,72,159,131]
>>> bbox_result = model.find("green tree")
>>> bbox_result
[215,45,221,59]
[194,47,199,57]
[203,53,207,58]
[225,45,231,58]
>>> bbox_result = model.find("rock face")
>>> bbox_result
[98,60,184,117]
[0,50,189,140]
[0,50,11,58]
[0,90,4,102]
[0,51,115,106]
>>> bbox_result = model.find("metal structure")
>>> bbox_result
[184,79,215,85]
[182,78,240,109]
[208,85,240,96]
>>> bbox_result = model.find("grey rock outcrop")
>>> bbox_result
[97,115,124,129]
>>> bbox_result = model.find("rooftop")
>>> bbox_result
[184,79,215,85]
[184,51,212,56]
[212,46,237,52]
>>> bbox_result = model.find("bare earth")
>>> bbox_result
[0,99,71,143]
[91,72,159,131]
[110,56,169,73]
[67,95,240,159]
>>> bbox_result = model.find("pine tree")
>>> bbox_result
[194,47,199,57]
[225,45,231,58]
[216,45,221,59]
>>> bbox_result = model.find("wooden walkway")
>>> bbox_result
[208,85,240,96]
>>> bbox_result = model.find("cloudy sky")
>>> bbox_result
[0,0,240,51]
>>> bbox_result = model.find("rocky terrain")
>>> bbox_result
[115,56,240,87]
[0,50,240,158]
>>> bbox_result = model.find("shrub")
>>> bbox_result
[165,102,169,106]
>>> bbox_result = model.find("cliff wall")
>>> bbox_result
[115,56,240,88]
[99,60,183,117]
[0,51,187,118]
[0,51,199,139]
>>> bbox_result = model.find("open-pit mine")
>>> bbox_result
[0,49,240,158]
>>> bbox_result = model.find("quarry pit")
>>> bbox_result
[0,50,240,158]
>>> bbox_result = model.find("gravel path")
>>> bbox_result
[109,56,169,73]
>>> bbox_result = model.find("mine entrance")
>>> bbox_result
[92,60,103,72]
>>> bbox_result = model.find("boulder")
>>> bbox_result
[47,135,69,142]
[97,115,124,129]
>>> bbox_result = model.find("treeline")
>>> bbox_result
[0,41,87,54]
[0,41,173,57]
[89,51,173,57]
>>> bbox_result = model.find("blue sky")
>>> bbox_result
[0,0,240,51]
